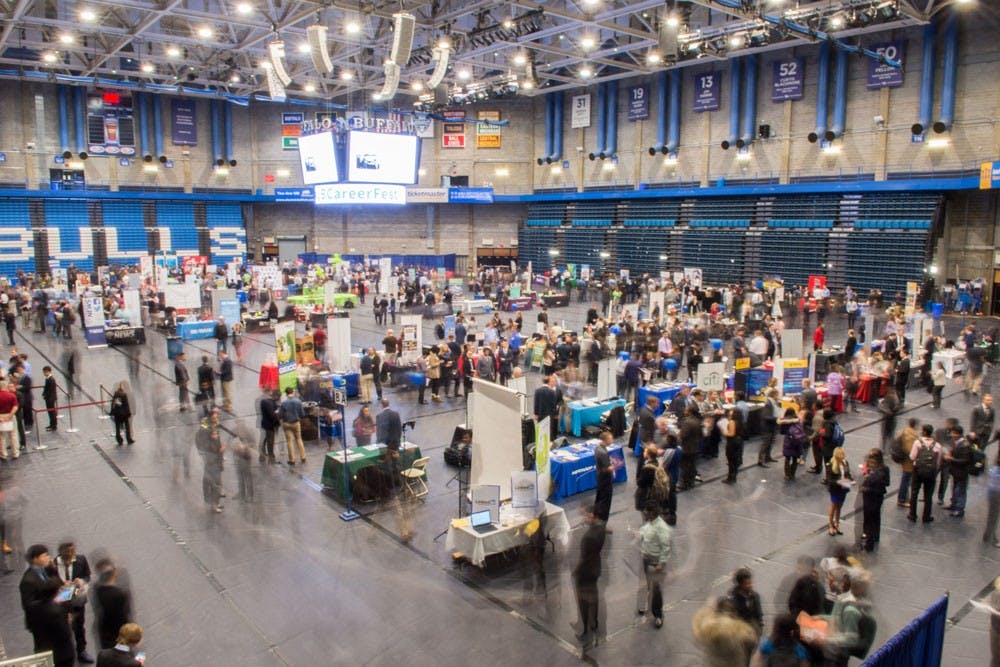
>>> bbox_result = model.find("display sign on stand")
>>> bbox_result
[274,321,298,392]
[782,329,804,361]
[697,362,726,392]
[399,314,422,363]
[219,299,240,332]
[82,295,108,348]
[511,471,539,508]
[327,315,351,371]
[211,288,237,319]
[597,358,616,399]
[471,485,501,524]
[781,359,809,395]
[535,417,552,500]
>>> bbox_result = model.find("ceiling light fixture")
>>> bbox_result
[304,82,316,92]
[42,52,58,63]
[457,68,471,80]
[345,20,361,34]
[666,14,680,28]
[729,34,744,48]
[513,52,527,66]
[297,42,311,54]
[197,26,214,39]
[235,2,253,15]
[230,73,241,83]
[580,36,596,50]
[166,46,180,58]
[79,8,96,22]
[276,168,290,178]
[830,15,844,28]
[59,33,74,44]
[340,69,353,81]
[141,63,154,73]
[411,80,424,91]
[579,65,593,78]
[646,51,662,64]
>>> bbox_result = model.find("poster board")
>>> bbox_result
[327,316,352,371]
[295,333,315,366]
[274,321,298,391]
[469,378,523,499]
[684,267,703,288]
[219,299,240,332]
[470,485,501,523]
[535,418,551,500]
[511,471,539,508]
[121,289,142,326]
[597,358,616,399]
[399,314,422,363]
[782,329,804,361]
[696,362,726,392]
[781,359,809,395]
[164,282,201,310]
[82,295,107,348]
[378,257,392,295]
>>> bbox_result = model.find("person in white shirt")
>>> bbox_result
[748,331,769,358]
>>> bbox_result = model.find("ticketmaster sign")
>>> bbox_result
[314,183,407,205]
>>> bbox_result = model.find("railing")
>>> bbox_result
[30,397,107,448]
[31,380,78,435]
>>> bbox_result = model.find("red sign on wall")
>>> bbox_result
[442,134,466,148]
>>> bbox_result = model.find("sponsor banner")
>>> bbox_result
[476,110,502,148]
[406,187,449,203]
[275,320,298,392]
[442,110,466,148]
[448,187,494,204]
[314,183,406,205]
[693,72,720,112]
[274,187,315,202]
[82,295,108,348]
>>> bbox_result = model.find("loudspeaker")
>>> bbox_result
[377,61,401,100]
[390,13,416,66]
[427,46,450,90]
[306,25,333,74]
[264,63,286,101]
[758,123,771,139]
[268,40,292,86]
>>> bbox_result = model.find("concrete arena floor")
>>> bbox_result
[0,297,997,666]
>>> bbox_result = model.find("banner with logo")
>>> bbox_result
[771,59,804,102]
[780,359,809,395]
[219,298,240,332]
[867,41,905,89]
[281,112,303,150]
[442,110,466,148]
[82,295,108,348]
[412,112,434,139]
[274,320,298,392]
[535,417,551,499]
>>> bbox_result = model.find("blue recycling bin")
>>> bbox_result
[166,335,183,360]
[931,302,944,319]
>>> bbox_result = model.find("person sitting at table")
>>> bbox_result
[352,405,376,447]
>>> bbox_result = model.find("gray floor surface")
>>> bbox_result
[0,297,996,666]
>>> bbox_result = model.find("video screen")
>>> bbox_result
[298,131,339,185]
[346,131,419,185]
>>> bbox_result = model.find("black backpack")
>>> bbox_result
[914,441,937,479]
[889,435,907,463]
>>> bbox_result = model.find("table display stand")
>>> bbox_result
[335,397,360,522]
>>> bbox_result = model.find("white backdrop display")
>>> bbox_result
[649,291,665,324]
[597,358,617,399]
[323,281,339,311]
[211,288,236,318]
[164,283,201,310]
[399,314,422,363]
[469,379,524,499]
[378,257,392,295]
[782,329,804,360]
[251,265,282,290]
[326,316,352,371]
[121,289,141,325]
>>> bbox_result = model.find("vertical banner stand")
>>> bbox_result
[335,389,360,522]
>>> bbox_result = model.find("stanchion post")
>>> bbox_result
[336,389,359,522]
[66,400,77,433]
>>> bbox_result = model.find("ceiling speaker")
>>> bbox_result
[427,46,450,90]
[306,25,333,74]
[264,63,286,101]
[390,13,416,66]
[268,40,292,86]
[378,61,401,100]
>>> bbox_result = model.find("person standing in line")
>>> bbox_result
[42,366,57,432]
[173,351,190,412]
[859,449,890,552]
[908,423,943,524]
[721,407,745,484]
[593,431,617,529]
[279,386,306,466]
[217,351,234,412]
[16,366,33,435]
[894,418,919,507]
[257,390,279,463]
[19,544,75,667]
[109,382,134,447]
[196,355,216,416]
[826,447,853,536]
[930,361,947,409]
[572,505,606,650]
[637,506,673,629]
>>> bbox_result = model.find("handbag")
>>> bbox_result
[0,419,12,432]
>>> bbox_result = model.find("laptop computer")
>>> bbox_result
[469,510,496,534]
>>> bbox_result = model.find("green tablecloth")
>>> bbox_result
[321,443,423,500]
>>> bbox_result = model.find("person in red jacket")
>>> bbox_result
[312,325,327,364]
[813,323,825,352]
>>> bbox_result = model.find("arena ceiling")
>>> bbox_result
[0,0,974,105]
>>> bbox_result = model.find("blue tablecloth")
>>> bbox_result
[637,383,695,416]
[176,319,216,340]
[549,442,627,501]
[332,371,360,398]
[564,398,627,437]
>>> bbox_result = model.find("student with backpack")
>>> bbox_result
[818,570,877,667]
[819,409,845,485]
[908,424,943,524]
[779,408,807,481]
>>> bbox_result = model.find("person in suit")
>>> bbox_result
[258,389,280,463]
[637,396,659,448]
[173,352,190,411]
[376,398,403,489]
[972,394,996,451]
[668,385,693,419]
[19,544,75,667]
[42,366,57,431]
[109,382,134,447]
[532,374,563,441]
[16,367,33,433]
[93,559,133,650]
[196,355,216,415]
[798,379,819,412]
[96,623,144,667]
[56,541,94,663]
[572,505,607,649]
[894,349,911,403]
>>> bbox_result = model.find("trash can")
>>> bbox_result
[931,302,944,319]
[166,335,183,360]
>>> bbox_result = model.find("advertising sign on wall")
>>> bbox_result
[771,59,804,102]
[866,41,905,89]
[171,99,197,146]
[476,110,502,148]
[281,112,303,150]
[693,72,721,112]
[442,110,466,148]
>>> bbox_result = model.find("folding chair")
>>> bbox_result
[401,456,430,499]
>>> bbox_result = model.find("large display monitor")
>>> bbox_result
[298,131,340,185]
[346,131,419,185]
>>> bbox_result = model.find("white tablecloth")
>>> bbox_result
[445,501,570,567]
[933,349,966,378]
[456,299,493,314]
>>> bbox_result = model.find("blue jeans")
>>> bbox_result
[952,476,968,513]
[897,471,912,503]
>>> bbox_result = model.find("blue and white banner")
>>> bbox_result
[693,72,721,112]
[274,187,315,202]
[219,299,240,332]
[771,58,804,102]
[82,295,107,348]
[171,99,197,146]
[448,187,494,204]
[867,41,905,89]
[627,84,650,121]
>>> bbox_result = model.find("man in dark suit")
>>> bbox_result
[894,349,911,403]
[533,374,563,441]
[668,385,693,419]
[572,505,607,649]
[376,398,404,489]
[42,366,57,431]
[258,389,280,463]
[19,544,75,667]
[93,559,133,650]
[173,352,190,411]
[56,541,94,663]
[971,394,996,450]
[637,396,659,447]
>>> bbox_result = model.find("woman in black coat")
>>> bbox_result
[859,448,890,552]
[109,382,134,446]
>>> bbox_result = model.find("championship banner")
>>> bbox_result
[82,295,107,349]
[274,321,298,392]
[535,417,551,499]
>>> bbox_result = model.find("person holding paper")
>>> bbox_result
[19,543,75,667]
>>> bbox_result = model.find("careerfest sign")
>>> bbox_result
[314,183,406,205]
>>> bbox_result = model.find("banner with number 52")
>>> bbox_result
[772,58,804,102]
